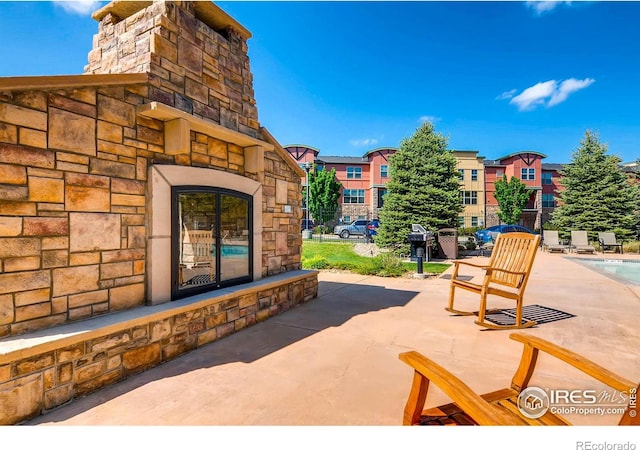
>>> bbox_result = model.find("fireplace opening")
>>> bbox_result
[171,186,253,300]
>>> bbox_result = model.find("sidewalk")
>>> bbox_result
[25,252,640,426]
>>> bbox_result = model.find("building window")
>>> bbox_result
[542,194,556,208]
[377,188,387,208]
[458,169,464,180]
[380,165,388,178]
[471,216,478,227]
[542,172,552,185]
[172,187,252,300]
[346,167,362,179]
[457,217,465,227]
[521,168,535,180]
[461,191,478,205]
[496,170,504,178]
[471,169,478,181]
[343,216,351,224]
[343,189,365,204]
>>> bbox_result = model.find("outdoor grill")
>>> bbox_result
[407,224,434,262]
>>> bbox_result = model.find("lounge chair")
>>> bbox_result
[445,232,541,330]
[570,230,596,254]
[542,230,567,253]
[398,332,639,425]
[598,232,623,254]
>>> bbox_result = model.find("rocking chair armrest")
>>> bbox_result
[452,260,490,270]
[510,333,636,393]
[399,351,522,425]
[484,267,527,276]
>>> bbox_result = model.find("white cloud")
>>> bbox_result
[526,1,572,15]
[496,89,517,100]
[548,78,595,107]
[53,1,103,15]
[510,80,556,111]
[506,78,594,111]
[349,138,379,147]
[418,115,441,124]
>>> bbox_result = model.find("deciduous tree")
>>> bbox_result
[305,166,342,225]
[494,176,531,225]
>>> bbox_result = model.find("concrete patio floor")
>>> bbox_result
[24,250,640,426]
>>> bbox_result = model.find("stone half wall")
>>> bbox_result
[0,270,317,425]
[85,1,259,138]
[0,81,305,337]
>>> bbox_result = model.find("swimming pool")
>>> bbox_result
[569,258,640,285]
[221,244,249,257]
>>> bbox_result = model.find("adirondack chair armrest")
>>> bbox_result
[452,260,490,270]
[398,351,522,425]
[509,333,636,393]
[484,267,527,277]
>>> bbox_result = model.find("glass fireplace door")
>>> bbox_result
[173,187,252,299]
[220,194,250,282]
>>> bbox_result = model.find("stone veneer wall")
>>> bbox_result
[0,0,307,338]
[340,204,372,221]
[0,85,151,337]
[485,205,501,228]
[0,82,305,337]
[0,270,317,425]
[85,1,259,139]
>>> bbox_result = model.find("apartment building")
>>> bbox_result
[453,150,486,228]
[285,145,394,224]
[285,145,632,231]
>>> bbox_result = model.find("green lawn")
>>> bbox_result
[301,240,450,277]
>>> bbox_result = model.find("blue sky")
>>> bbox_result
[1,1,639,164]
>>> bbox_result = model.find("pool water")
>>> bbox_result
[572,258,640,285]
[221,244,249,257]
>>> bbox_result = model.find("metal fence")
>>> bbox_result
[304,206,378,244]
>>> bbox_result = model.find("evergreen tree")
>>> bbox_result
[304,166,342,225]
[494,176,531,225]
[551,131,637,241]
[376,122,462,253]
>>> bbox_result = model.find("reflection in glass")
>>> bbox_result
[174,188,252,298]
[220,194,250,282]
[178,193,216,290]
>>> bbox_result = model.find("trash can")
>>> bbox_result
[437,228,458,259]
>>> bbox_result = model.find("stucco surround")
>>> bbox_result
[148,164,262,305]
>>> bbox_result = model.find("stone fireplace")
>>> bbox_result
[0,1,317,424]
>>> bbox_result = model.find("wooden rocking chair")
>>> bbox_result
[445,232,541,330]
[180,229,215,285]
[399,333,639,425]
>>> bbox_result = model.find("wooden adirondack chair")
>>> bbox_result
[398,333,639,426]
[445,232,541,330]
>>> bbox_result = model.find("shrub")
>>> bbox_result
[371,253,406,277]
[464,239,477,251]
[303,255,330,269]
[623,240,640,253]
